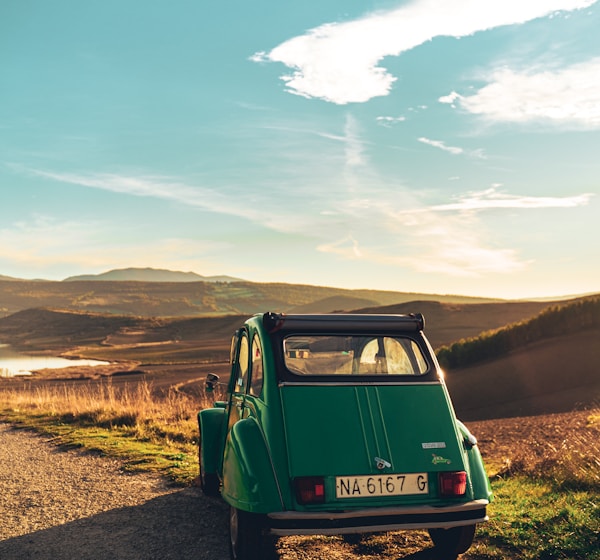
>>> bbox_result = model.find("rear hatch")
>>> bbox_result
[280,383,468,508]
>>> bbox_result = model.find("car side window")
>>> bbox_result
[233,333,249,394]
[249,335,264,397]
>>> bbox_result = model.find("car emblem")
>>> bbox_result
[374,457,391,470]
[432,453,452,465]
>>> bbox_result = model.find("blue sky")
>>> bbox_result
[1,0,598,299]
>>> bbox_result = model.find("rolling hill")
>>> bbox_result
[0,278,499,318]
[443,296,600,420]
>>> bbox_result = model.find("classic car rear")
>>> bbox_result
[198,312,492,560]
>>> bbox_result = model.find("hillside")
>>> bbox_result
[444,296,600,420]
[0,308,246,363]
[436,295,600,369]
[447,328,600,420]
[352,300,552,349]
[0,278,499,318]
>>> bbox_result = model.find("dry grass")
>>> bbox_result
[0,380,223,484]
[0,379,212,446]
[498,411,600,490]
[469,407,600,490]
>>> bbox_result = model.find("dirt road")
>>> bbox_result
[0,424,230,560]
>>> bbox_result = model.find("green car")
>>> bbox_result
[198,312,492,560]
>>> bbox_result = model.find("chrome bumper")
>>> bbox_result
[267,499,489,536]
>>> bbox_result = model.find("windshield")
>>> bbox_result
[283,335,429,376]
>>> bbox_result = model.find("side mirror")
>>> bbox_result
[205,373,220,393]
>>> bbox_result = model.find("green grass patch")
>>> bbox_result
[467,476,599,559]
[1,410,199,485]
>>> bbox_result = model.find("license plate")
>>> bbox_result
[336,473,428,499]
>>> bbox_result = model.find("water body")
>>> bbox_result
[0,344,109,377]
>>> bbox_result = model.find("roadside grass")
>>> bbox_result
[0,380,216,485]
[468,476,600,560]
[468,410,600,559]
[0,381,598,559]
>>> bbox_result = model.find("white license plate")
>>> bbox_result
[336,473,428,499]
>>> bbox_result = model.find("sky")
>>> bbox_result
[1,0,599,300]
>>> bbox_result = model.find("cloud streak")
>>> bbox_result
[418,137,464,155]
[424,186,594,212]
[252,0,596,104]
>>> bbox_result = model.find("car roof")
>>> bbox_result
[259,312,425,334]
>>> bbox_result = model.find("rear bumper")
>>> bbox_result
[267,499,489,536]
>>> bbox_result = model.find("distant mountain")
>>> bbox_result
[63,267,243,283]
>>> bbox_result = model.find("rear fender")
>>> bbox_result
[222,418,283,513]
[457,420,493,502]
[198,407,226,476]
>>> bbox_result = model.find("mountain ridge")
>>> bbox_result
[62,267,243,283]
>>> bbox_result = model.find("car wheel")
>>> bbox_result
[198,431,220,496]
[229,506,276,560]
[428,524,476,559]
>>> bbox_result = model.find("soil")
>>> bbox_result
[1,410,597,560]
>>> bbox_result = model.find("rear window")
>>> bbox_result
[283,335,429,376]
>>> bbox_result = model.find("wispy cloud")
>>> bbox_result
[424,186,595,212]
[418,137,464,155]
[252,0,596,104]
[441,58,600,128]
[418,137,486,159]
[28,168,300,231]
[376,116,406,127]
[317,212,528,277]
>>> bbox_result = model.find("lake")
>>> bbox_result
[0,344,109,377]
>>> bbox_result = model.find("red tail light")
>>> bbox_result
[294,476,325,504]
[439,471,467,497]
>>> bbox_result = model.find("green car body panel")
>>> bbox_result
[198,311,492,545]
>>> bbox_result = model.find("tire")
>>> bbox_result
[428,524,476,559]
[229,506,276,560]
[198,430,220,496]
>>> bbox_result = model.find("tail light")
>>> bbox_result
[438,471,467,497]
[294,476,325,504]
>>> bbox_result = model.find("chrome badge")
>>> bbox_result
[374,457,392,470]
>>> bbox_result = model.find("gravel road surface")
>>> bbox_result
[0,424,230,560]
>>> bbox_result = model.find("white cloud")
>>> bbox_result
[438,91,462,106]
[446,58,600,128]
[253,0,596,104]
